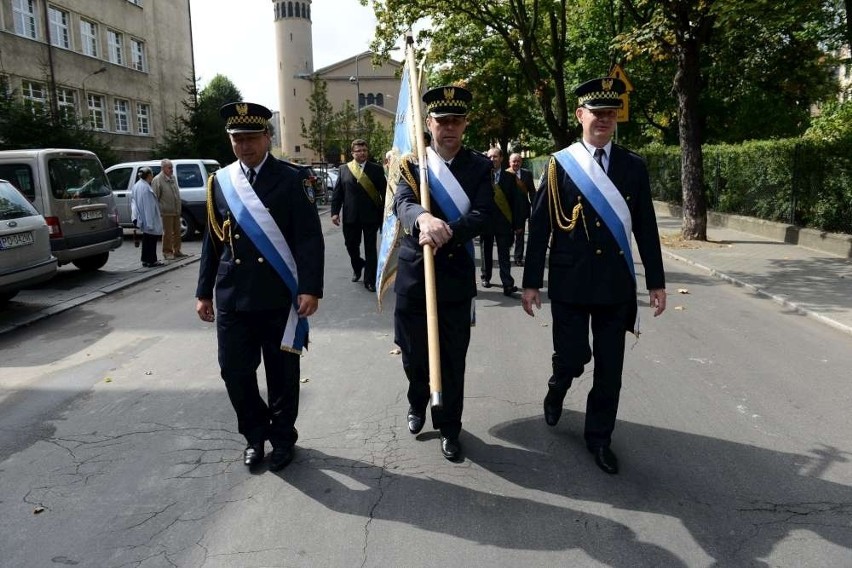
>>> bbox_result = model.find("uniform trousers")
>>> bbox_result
[480,232,515,289]
[549,300,630,449]
[394,294,471,438]
[342,222,379,286]
[217,307,300,448]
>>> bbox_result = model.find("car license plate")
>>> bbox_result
[80,209,104,221]
[0,231,34,250]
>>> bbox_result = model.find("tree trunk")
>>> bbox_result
[674,39,707,241]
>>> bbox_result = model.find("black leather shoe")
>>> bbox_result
[351,263,364,282]
[365,282,376,292]
[503,285,519,297]
[481,279,492,288]
[589,446,619,474]
[243,443,264,467]
[440,436,461,461]
[268,445,294,472]
[407,407,425,435]
[543,386,567,426]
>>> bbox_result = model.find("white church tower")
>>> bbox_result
[273,0,313,160]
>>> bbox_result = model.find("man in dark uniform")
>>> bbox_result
[522,78,666,475]
[480,146,522,297]
[394,85,492,461]
[195,101,324,472]
[331,138,387,292]
[507,152,535,266]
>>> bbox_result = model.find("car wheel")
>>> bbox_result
[72,252,109,271]
[180,211,196,240]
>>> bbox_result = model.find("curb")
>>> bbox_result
[0,255,200,336]
[660,248,852,337]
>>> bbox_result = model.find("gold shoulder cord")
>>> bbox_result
[400,154,421,201]
[547,157,587,237]
[206,174,232,247]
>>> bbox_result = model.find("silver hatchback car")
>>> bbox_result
[0,179,57,305]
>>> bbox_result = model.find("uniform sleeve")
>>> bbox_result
[393,159,428,235]
[631,157,666,290]
[195,180,221,300]
[288,169,325,298]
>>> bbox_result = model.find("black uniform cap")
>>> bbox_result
[220,101,273,133]
[423,85,472,117]
[575,77,626,110]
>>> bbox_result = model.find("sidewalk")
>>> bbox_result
[655,214,852,336]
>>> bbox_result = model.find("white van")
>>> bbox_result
[0,149,122,271]
[105,159,220,239]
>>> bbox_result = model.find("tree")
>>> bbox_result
[300,79,335,163]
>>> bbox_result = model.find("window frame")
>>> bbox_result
[56,87,76,121]
[114,98,130,132]
[12,0,38,39]
[136,102,150,135]
[80,19,99,57]
[48,6,71,49]
[21,81,46,114]
[107,29,124,65]
[87,93,106,131]
[130,39,147,72]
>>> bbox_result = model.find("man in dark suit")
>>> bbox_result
[507,152,535,266]
[521,78,667,475]
[331,139,387,292]
[394,85,492,461]
[480,146,522,296]
[195,101,324,472]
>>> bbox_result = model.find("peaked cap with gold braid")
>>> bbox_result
[422,85,472,117]
[220,101,273,133]
[575,77,626,110]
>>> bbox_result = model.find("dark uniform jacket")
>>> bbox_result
[508,167,535,222]
[522,144,665,325]
[488,168,524,236]
[394,148,493,302]
[331,160,387,225]
[196,156,325,311]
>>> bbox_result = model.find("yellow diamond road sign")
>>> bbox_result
[609,64,633,123]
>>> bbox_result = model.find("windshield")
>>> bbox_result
[0,180,40,220]
[48,157,112,199]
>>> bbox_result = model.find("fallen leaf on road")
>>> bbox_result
[674,305,686,311]
[300,378,310,383]
[145,371,152,375]
[389,348,401,355]
[33,506,45,514]
[677,288,689,294]
[104,377,112,383]
[541,323,549,327]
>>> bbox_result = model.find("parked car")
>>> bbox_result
[105,159,220,239]
[320,168,339,192]
[0,179,57,305]
[0,149,122,271]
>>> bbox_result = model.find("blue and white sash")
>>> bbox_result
[425,147,475,260]
[553,143,638,330]
[216,163,308,353]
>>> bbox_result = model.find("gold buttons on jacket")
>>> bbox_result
[596,249,602,255]
[234,233,241,239]
[258,257,264,263]
[619,250,624,255]
[596,221,601,227]
[625,196,631,201]
[235,258,242,265]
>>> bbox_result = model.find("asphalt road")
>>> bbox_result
[1,217,850,567]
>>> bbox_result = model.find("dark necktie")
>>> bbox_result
[247,168,256,186]
[594,148,605,171]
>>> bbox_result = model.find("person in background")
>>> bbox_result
[330,139,387,292]
[480,146,522,297]
[152,159,187,260]
[132,167,164,268]
[507,153,535,266]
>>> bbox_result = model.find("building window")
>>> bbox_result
[48,6,71,49]
[288,2,293,17]
[13,0,38,39]
[88,94,106,130]
[81,20,99,57]
[376,93,384,107]
[136,103,150,135]
[21,81,46,114]
[108,30,124,65]
[56,88,76,121]
[114,98,129,132]
[131,39,147,72]
[295,2,300,17]
[367,93,375,106]
[358,93,365,108]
